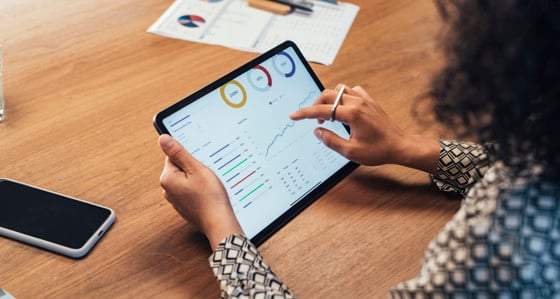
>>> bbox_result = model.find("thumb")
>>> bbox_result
[314,128,350,157]
[158,134,196,171]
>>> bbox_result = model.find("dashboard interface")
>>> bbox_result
[158,43,352,241]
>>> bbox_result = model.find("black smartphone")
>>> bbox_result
[0,178,115,259]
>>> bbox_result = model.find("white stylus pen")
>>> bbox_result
[329,85,345,122]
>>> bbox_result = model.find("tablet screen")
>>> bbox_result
[154,41,357,245]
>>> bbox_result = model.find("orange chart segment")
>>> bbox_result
[220,80,247,108]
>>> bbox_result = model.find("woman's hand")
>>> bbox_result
[158,134,243,250]
[290,84,439,173]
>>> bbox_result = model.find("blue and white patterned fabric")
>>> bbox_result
[391,140,560,298]
[208,140,560,298]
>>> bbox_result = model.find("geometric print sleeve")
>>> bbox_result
[390,166,560,298]
[431,139,492,196]
[208,234,295,299]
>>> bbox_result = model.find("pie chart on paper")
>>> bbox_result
[177,15,206,28]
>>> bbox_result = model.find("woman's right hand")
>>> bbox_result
[290,84,439,173]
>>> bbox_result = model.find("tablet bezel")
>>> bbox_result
[153,40,358,246]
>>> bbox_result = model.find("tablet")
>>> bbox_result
[153,41,357,245]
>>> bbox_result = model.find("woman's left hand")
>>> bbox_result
[158,134,244,250]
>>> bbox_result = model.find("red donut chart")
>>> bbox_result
[247,65,272,92]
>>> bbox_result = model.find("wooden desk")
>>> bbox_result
[0,1,460,298]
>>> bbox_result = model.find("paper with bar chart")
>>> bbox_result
[147,0,359,65]
[161,46,350,238]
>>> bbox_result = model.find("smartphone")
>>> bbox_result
[0,178,115,259]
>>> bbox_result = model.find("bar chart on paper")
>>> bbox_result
[148,0,360,65]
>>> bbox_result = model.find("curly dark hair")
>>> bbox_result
[431,0,560,176]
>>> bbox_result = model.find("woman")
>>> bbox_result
[158,0,559,297]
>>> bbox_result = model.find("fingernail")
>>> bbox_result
[160,135,173,149]
[314,128,323,141]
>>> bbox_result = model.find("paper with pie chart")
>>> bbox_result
[148,0,360,65]
[160,46,351,239]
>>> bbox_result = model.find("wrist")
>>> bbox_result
[204,214,244,250]
[393,135,440,174]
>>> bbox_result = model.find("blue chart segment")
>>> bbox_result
[273,51,296,78]
[178,15,206,28]
[265,91,316,157]
[209,136,270,211]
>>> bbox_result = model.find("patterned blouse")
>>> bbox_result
[208,140,560,298]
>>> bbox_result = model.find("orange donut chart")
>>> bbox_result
[220,80,247,108]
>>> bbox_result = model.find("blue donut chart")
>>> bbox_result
[272,51,296,78]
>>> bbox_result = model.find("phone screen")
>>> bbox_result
[0,179,114,252]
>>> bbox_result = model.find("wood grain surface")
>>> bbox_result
[0,1,460,298]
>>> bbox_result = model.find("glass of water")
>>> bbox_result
[0,45,4,122]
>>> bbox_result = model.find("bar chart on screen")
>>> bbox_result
[205,134,272,213]
[157,44,354,239]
